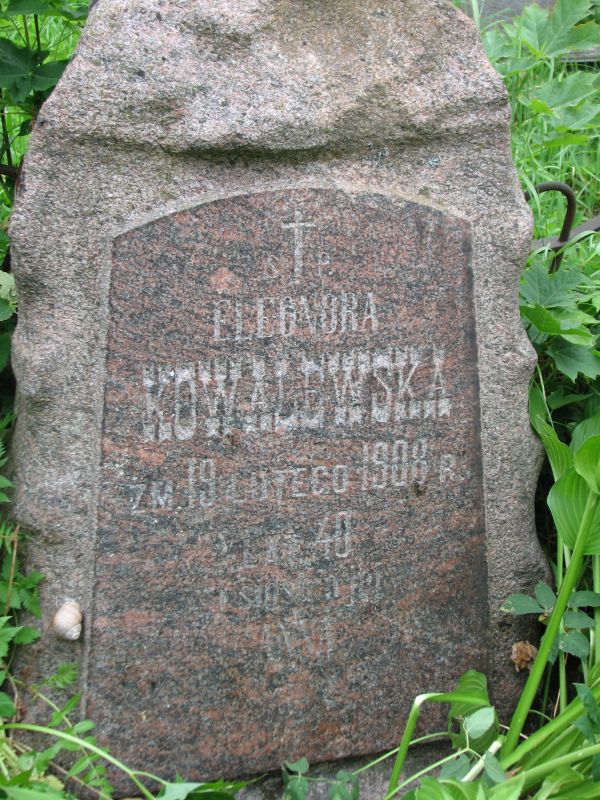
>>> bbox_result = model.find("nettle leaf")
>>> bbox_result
[546,339,600,382]
[569,590,600,608]
[559,630,590,659]
[574,434,600,493]
[548,467,600,553]
[500,594,542,615]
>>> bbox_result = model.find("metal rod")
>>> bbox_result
[524,181,579,272]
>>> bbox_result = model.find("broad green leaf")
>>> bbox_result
[0,299,13,322]
[4,0,53,13]
[530,98,553,115]
[575,683,600,727]
[500,594,542,615]
[489,775,525,800]
[334,771,358,800]
[0,271,16,303]
[447,670,490,721]
[416,778,454,800]
[569,590,600,608]
[439,755,472,781]
[521,304,593,345]
[538,0,596,58]
[564,610,596,629]
[571,410,600,453]
[533,72,600,112]
[437,782,480,800]
[529,382,548,430]
[285,777,309,800]
[546,340,600,382]
[520,263,582,308]
[66,755,90,778]
[548,468,600,552]
[543,133,590,148]
[567,21,600,52]
[547,388,592,410]
[464,707,496,740]
[559,630,590,659]
[51,2,89,20]
[521,304,574,333]
[574,434,600,493]
[329,785,351,800]
[285,758,309,774]
[31,59,69,92]
[483,751,506,785]
[536,419,573,481]
[0,691,16,718]
[574,714,596,741]
[535,582,556,612]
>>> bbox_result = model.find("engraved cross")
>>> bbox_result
[281,209,316,281]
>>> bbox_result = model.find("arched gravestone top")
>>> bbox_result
[10,0,546,793]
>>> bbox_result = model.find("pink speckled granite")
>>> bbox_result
[90,188,485,776]
[10,0,547,794]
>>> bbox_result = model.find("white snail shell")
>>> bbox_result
[52,600,82,641]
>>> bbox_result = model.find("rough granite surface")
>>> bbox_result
[10,0,546,795]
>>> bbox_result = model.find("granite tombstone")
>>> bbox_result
[10,0,546,792]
